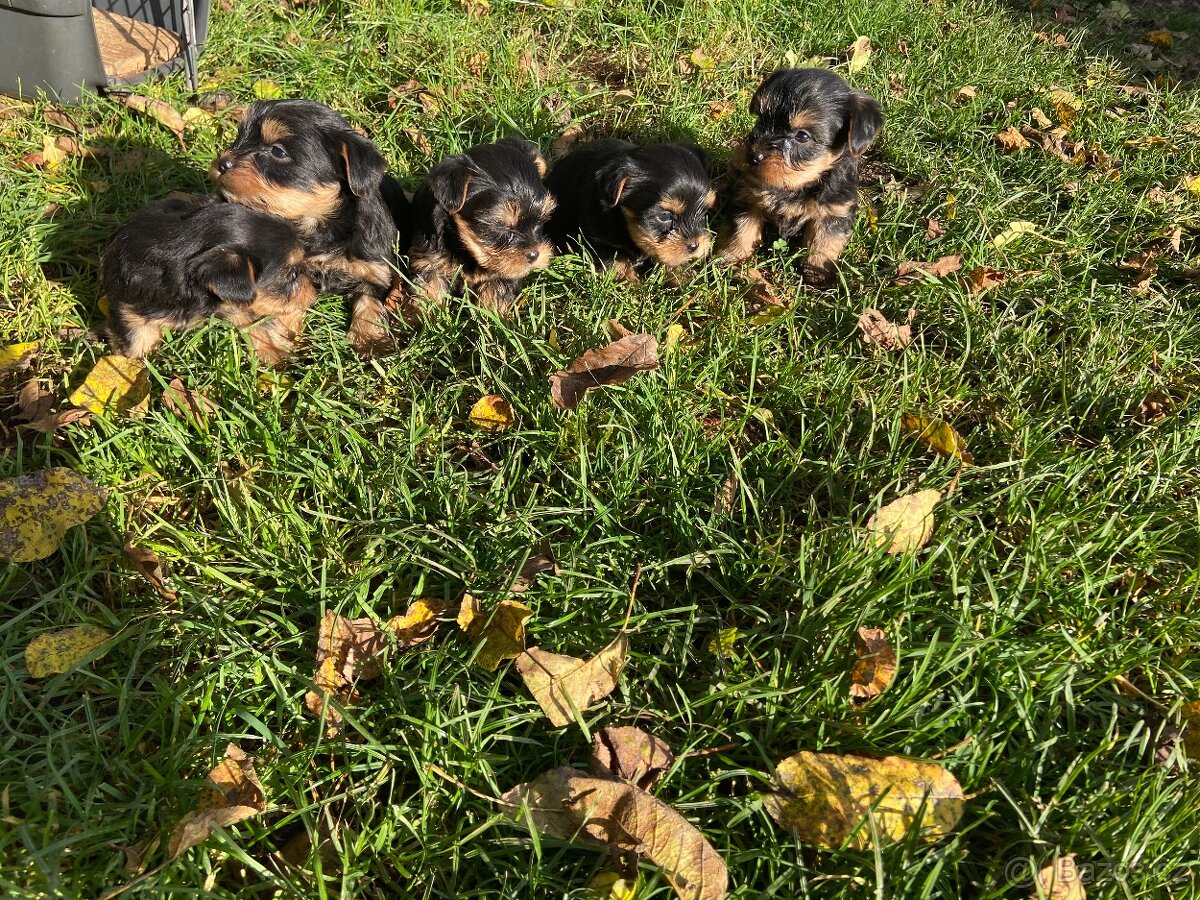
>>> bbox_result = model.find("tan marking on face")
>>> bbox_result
[113,308,164,358]
[453,214,551,279]
[621,209,710,268]
[789,110,819,131]
[748,148,840,191]
[497,201,522,228]
[660,196,687,215]
[214,160,342,231]
[260,119,293,145]
[705,189,718,208]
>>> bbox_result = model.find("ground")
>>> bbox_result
[2,0,1200,897]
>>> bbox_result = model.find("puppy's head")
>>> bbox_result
[735,68,883,190]
[209,100,387,229]
[187,212,315,308]
[427,138,555,279]
[600,143,715,267]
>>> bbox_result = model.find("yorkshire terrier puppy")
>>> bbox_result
[718,68,883,285]
[209,99,410,356]
[103,196,316,366]
[407,138,554,312]
[546,139,715,280]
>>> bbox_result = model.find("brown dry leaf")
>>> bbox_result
[1145,28,1173,49]
[25,625,112,678]
[895,254,962,283]
[924,217,945,241]
[764,751,964,849]
[460,0,489,16]
[1137,390,1170,425]
[168,743,266,859]
[402,127,434,156]
[847,36,873,75]
[15,379,55,423]
[867,489,942,555]
[949,85,977,103]
[0,468,106,562]
[474,599,533,671]
[1032,855,1087,899]
[858,308,915,351]
[1120,251,1158,294]
[887,73,905,98]
[469,394,515,432]
[550,333,659,411]
[124,541,177,601]
[1030,107,1054,129]
[21,408,92,434]
[162,377,217,427]
[68,355,150,416]
[707,101,734,120]
[995,126,1032,152]
[114,94,185,141]
[966,265,1009,293]
[712,470,738,517]
[1181,701,1200,760]
[516,632,628,727]
[503,767,728,900]
[551,125,586,159]
[591,725,675,791]
[511,546,558,593]
[849,627,896,702]
[44,107,84,134]
[901,414,973,464]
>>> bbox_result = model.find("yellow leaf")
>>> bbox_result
[457,592,483,637]
[516,632,628,727]
[384,597,446,645]
[707,626,739,659]
[749,305,789,326]
[589,871,639,900]
[664,323,687,353]
[0,342,40,371]
[1032,854,1087,899]
[469,394,515,432]
[25,625,111,678]
[1122,135,1170,151]
[945,193,957,221]
[849,627,896,702]
[115,94,185,140]
[475,599,533,671]
[950,85,977,103]
[901,414,973,463]
[0,468,106,562]
[1145,28,1173,49]
[867,489,943,555]
[848,36,873,75]
[990,220,1041,248]
[764,751,965,849]
[41,133,67,171]
[68,355,149,416]
[1182,700,1200,760]
[253,80,284,100]
[689,48,716,71]
[168,743,266,859]
[1183,174,1200,197]
[460,0,489,15]
[182,106,213,128]
[995,126,1032,153]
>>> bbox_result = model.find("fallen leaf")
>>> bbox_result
[950,85,977,103]
[168,743,266,859]
[44,107,83,133]
[895,254,962,283]
[867,489,942,554]
[589,871,639,900]
[162,377,217,427]
[113,94,185,141]
[707,101,734,120]
[125,541,177,600]
[182,106,213,129]
[503,767,728,900]
[68,355,150,416]
[924,217,945,241]
[469,394,515,432]
[0,342,39,372]
[1120,251,1158,294]
[0,468,106,562]
[384,597,445,646]
[20,408,92,434]
[990,220,1040,248]
[1182,701,1200,760]
[849,627,896,702]
[966,265,1009,293]
[688,48,716,72]
[901,414,973,464]
[511,547,557,593]
[403,127,433,155]
[1030,107,1053,129]
[945,193,957,221]
[460,0,489,16]
[887,73,905,97]
[550,333,659,410]
[591,725,675,791]
[664,323,688,353]
[764,751,964,849]
[995,126,1032,152]
[457,592,483,637]
[517,632,628,727]
[706,625,739,659]
[712,471,738,517]
[1183,174,1200,198]
[474,599,533,671]
[847,36,873,75]
[252,79,284,100]
[15,379,54,423]
[1032,854,1087,899]
[24,625,111,678]
[605,319,633,340]
[197,90,235,113]
[1123,135,1170,151]
[858,308,915,350]
[1145,28,1173,49]
[551,125,586,159]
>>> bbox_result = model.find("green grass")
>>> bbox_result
[3,0,1200,897]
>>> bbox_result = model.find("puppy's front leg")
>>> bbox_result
[408,251,455,304]
[801,211,854,286]
[108,308,164,358]
[718,203,765,264]
[247,306,307,367]
[346,291,397,357]
[471,276,520,314]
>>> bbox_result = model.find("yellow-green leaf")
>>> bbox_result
[474,599,533,671]
[25,625,111,678]
[69,355,150,416]
[0,342,39,371]
[764,751,965,849]
[990,220,1041,248]
[0,468,106,562]
[689,48,716,71]
[847,36,872,75]
[707,626,740,659]
[664,323,687,353]
[469,394,515,432]
[253,79,284,100]
[749,305,789,326]
[385,597,446,646]
[589,871,639,900]
[867,489,942,555]
[901,414,973,464]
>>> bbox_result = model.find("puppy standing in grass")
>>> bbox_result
[407,138,555,312]
[104,196,317,365]
[210,99,411,356]
[546,139,715,280]
[718,68,883,285]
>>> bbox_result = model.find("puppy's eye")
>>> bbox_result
[269,144,290,160]
[654,210,673,225]
[795,130,813,143]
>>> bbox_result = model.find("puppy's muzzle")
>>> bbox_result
[210,152,237,180]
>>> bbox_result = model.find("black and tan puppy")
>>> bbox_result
[546,139,715,280]
[407,138,554,312]
[103,196,317,365]
[718,68,883,285]
[209,99,410,356]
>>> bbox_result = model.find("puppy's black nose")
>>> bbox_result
[749,150,766,165]
[525,249,540,263]
[217,156,235,174]
[686,240,700,253]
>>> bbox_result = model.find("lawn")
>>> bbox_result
[3,0,1200,897]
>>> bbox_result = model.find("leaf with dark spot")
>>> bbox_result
[590,725,675,790]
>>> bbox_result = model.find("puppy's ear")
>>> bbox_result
[749,70,785,115]
[521,140,548,177]
[190,246,257,303]
[338,131,387,198]
[598,157,634,209]
[429,157,474,213]
[845,90,883,157]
